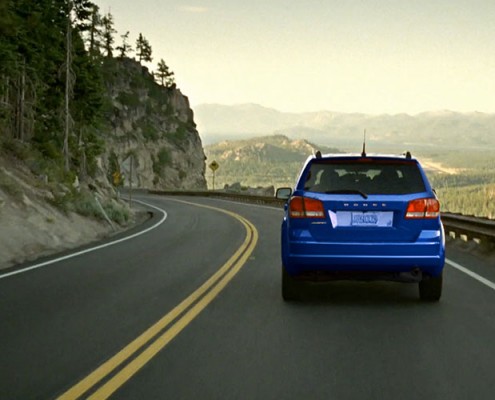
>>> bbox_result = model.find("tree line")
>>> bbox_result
[429,172,495,218]
[437,184,494,219]
[0,0,175,181]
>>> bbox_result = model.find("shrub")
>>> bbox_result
[153,147,171,176]
[116,91,141,108]
[1,138,31,161]
[70,191,131,224]
[0,169,23,201]
[158,148,171,166]
[167,123,188,146]
[136,118,159,141]
[103,200,130,225]
[72,191,101,218]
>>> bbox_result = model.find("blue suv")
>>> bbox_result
[276,151,445,301]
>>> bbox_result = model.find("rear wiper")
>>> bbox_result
[324,189,368,199]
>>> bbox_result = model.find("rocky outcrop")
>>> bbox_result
[101,58,206,190]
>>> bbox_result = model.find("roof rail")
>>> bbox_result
[361,129,367,157]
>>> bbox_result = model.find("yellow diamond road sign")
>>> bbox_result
[209,161,219,172]
[112,171,121,185]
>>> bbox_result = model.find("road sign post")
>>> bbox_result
[208,160,220,190]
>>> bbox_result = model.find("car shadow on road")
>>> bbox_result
[289,281,435,306]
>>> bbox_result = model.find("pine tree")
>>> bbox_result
[0,0,18,138]
[7,0,68,144]
[135,33,152,63]
[116,31,133,58]
[154,59,175,88]
[73,0,96,32]
[101,12,116,58]
[87,4,103,58]
[63,0,75,172]
[0,0,105,178]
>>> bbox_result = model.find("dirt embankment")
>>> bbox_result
[0,157,133,271]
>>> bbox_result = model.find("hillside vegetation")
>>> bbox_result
[425,151,495,218]
[205,135,341,189]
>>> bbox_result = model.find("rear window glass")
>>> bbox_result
[303,160,426,195]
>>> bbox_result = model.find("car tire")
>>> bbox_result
[419,273,442,301]
[282,266,300,301]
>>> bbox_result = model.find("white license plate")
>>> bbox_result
[332,211,394,227]
[352,212,379,226]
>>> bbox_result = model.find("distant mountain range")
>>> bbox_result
[195,103,495,150]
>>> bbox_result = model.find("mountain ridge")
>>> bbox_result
[195,103,495,149]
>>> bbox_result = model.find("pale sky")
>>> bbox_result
[96,0,495,114]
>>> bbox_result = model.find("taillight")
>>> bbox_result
[405,198,440,219]
[289,196,325,218]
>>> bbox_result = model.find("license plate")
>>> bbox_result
[332,211,394,227]
[352,212,379,226]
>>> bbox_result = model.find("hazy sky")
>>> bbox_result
[96,0,495,114]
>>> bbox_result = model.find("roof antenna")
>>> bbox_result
[361,129,367,157]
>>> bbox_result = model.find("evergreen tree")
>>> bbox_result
[154,59,175,88]
[101,12,116,57]
[0,0,18,137]
[0,0,105,178]
[63,0,75,171]
[116,31,133,58]
[71,30,104,178]
[9,0,68,144]
[72,0,96,32]
[0,0,17,74]
[135,33,152,63]
[87,4,103,58]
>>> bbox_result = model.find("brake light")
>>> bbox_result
[289,196,325,218]
[405,198,440,219]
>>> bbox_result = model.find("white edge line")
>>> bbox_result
[0,200,167,280]
[446,258,495,291]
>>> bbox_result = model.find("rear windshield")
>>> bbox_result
[303,160,426,195]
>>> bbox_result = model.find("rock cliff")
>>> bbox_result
[101,58,206,190]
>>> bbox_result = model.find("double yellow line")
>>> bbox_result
[58,200,258,400]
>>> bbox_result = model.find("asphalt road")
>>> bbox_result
[1,195,495,400]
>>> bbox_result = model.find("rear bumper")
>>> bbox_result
[283,240,445,278]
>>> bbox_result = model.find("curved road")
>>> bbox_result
[1,195,495,399]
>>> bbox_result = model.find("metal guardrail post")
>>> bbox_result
[441,213,495,249]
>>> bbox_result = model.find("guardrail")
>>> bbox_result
[148,190,286,207]
[441,212,495,246]
[148,190,495,248]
